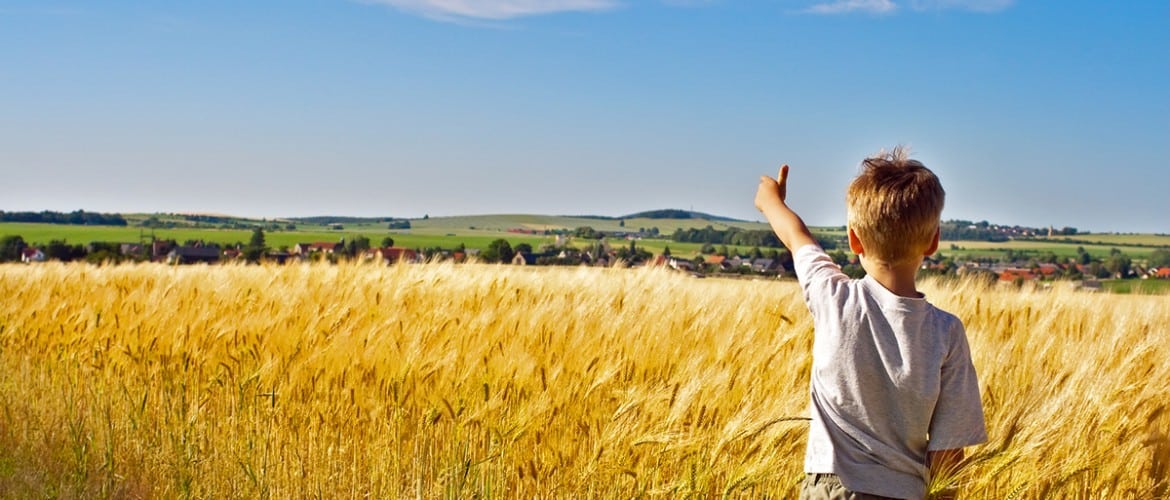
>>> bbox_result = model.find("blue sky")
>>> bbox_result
[1,0,1167,232]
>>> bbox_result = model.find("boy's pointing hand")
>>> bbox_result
[755,164,790,212]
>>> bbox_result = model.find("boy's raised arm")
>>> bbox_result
[755,164,818,253]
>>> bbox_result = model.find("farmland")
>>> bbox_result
[0,262,1166,497]
[939,239,1160,260]
[2,214,1165,264]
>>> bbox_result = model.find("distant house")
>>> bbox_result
[1037,264,1061,278]
[512,252,538,266]
[751,258,777,273]
[120,243,145,257]
[366,247,419,265]
[152,240,176,260]
[296,242,343,255]
[167,246,221,264]
[999,268,1036,282]
[1154,267,1170,279]
[725,256,754,269]
[21,247,45,263]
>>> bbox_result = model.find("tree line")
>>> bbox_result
[0,210,127,226]
[670,225,841,250]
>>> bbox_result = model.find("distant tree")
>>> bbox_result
[662,245,672,257]
[86,242,123,264]
[249,227,266,249]
[243,227,268,263]
[46,240,85,262]
[515,243,533,255]
[575,226,600,239]
[1077,248,1093,265]
[619,219,625,228]
[344,235,371,258]
[1149,248,1170,268]
[842,263,866,279]
[381,236,395,248]
[828,250,850,268]
[751,247,764,260]
[0,235,26,262]
[1104,253,1132,278]
[483,239,514,263]
[700,243,716,254]
[778,249,794,271]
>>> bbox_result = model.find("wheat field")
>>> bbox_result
[0,262,1166,498]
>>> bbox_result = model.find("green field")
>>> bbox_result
[0,212,808,258]
[406,214,771,233]
[0,222,554,254]
[4,216,1165,263]
[1042,233,1170,246]
[1099,278,1170,295]
[940,239,1160,260]
[0,221,716,256]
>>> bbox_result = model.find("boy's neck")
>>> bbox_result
[860,257,924,298]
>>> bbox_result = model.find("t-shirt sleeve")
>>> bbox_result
[793,244,849,315]
[927,320,989,450]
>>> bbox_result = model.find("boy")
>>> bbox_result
[754,148,987,499]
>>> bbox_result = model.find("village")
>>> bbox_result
[7,224,1169,290]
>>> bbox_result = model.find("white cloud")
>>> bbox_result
[803,0,897,15]
[908,0,1014,13]
[364,0,620,20]
[801,0,1013,15]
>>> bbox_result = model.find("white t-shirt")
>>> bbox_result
[795,245,987,499]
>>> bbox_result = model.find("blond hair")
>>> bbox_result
[846,146,945,265]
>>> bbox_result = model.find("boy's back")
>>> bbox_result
[754,148,987,499]
[796,244,985,499]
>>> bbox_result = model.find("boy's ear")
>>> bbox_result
[848,228,864,255]
[924,227,940,256]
